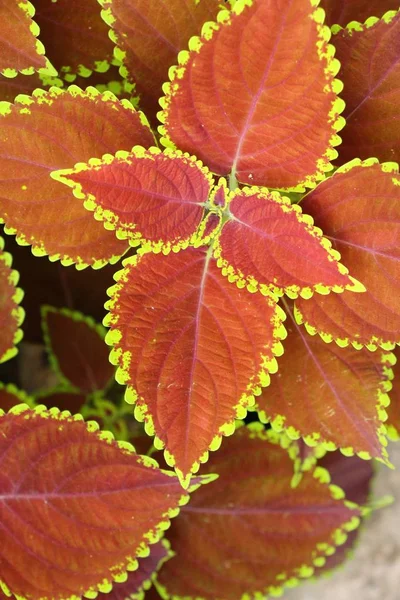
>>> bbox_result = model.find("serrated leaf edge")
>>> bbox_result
[0,236,25,363]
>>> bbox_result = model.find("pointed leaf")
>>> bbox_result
[42,306,114,393]
[34,0,115,78]
[0,383,33,412]
[214,185,360,299]
[0,0,53,77]
[97,541,171,600]
[0,87,154,267]
[333,10,400,165]
[297,159,400,348]
[155,424,361,600]
[53,147,214,252]
[159,0,344,189]
[0,405,188,600]
[99,0,221,121]
[257,301,394,461]
[105,246,286,484]
[385,346,400,440]
[0,237,24,363]
[321,0,400,27]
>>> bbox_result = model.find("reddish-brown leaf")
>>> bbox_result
[34,0,115,77]
[0,87,154,267]
[156,424,361,600]
[0,72,62,103]
[99,0,220,121]
[54,147,214,252]
[160,0,344,189]
[97,541,170,600]
[321,0,400,27]
[0,405,188,600]
[0,0,51,76]
[333,11,400,165]
[35,390,87,414]
[257,300,394,461]
[42,306,114,393]
[214,186,360,299]
[297,160,400,348]
[0,237,24,363]
[105,246,286,485]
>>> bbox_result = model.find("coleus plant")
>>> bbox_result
[0,0,400,599]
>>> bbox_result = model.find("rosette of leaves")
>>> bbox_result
[0,1,400,598]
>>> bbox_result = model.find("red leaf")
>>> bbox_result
[35,389,87,414]
[0,87,154,267]
[42,306,114,393]
[105,246,286,485]
[0,1,53,77]
[0,405,188,600]
[297,160,400,348]
[33,0,115,78]
[257,300,394,462]
[385,346,400,440]
[0,383,33,412]
[54,147,214,252]
[214,186,361,299]
[99,0,221,121]
[97,541,171,600]
[320,0,400,27]
[159,0,344,189]
[0,237,24,363]
[333,11,400,165]
[155,424,361,600]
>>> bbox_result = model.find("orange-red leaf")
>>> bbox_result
[0,237,24,363]
[42,306,114,393]
[333,11,400,165]
[257,301,394,461]
[0,0,51,77]
[0,405,188,600]
[321,0,400,27]
[34,0,115,78]
[214,186,359,299]
[54,147,214,252]
[0,87,154,267]
[155,425,361,600]
[99,0,221,121]
[160,0,344,189]
[297,160,400,348]
[105,246,286,485]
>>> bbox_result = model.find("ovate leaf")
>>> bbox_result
[0,0,54,77]
[257,301,394,462]
[0,87,154,267]
[155,424,361,600]
[297,159,400,348]
[0,237,24,363]
[159,0,344,189]
[320,0,400,27]
[97,541,171,600]
[42,306,114,393]
[0,405,189,600]
[99,0,221,120]
[53,147,214,252]
[333,10,400,165]
[214,185,361,299]
[34,0,115,78]
[105,246,286,485]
